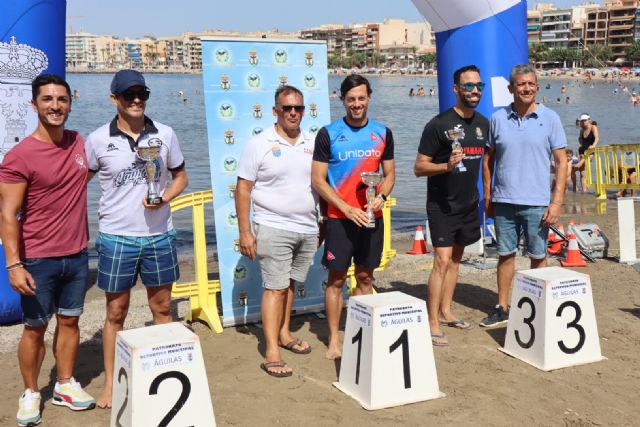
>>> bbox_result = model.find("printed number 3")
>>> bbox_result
[515,297,586,354]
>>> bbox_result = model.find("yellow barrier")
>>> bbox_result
[170,190,396,332]
[169,190,223,333]
[585,144,640,199]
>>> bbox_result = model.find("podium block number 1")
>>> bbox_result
[352,327,411,389]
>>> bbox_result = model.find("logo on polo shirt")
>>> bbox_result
[271,144,282,158]
[215,48,230,63]
[326,251,335,261]
[75,154,86,169]
[106,143,118,152]
[304,74,316,88]
[476,127,484,139]
[274,49,288,64]
[370,133,380,141]
[337,134,348,143]
[223,157,238,172]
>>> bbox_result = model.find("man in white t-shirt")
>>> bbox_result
[85,70,188,407]
[236,85,318,378]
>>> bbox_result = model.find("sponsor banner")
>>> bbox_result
[202,38,331,326]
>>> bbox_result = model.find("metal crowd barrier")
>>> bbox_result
[169,190,396,332]
[585,144,640,199]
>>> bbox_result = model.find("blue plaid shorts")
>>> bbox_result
[95,230,180,293]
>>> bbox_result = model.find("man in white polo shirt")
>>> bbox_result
[236,85,318,378]
[85,70,188,407]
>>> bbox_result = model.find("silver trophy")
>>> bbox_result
[137,142,163,205]
[360,171,383,228]
[445,126,467,173]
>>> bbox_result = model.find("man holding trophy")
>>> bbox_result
[312,75,395,359]
[414,65,489,347]
[85,70,188,408]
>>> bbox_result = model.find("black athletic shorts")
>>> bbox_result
[322,217,383,271]
[427,205,480,247]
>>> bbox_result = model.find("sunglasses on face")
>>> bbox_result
[119,89,150,102]
[458,82,486,91]
[279,105,305,113]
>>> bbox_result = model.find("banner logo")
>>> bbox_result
[252,104,262,119]
[247,73,261,88]
[223,156,238,172]
[304,74,316,88]
[220,75,231,90]
[309,125,319,135]
[309,103,318,118]
[304,51,314,66]
[234,265,247,280]
[274,49,288,64]
[228,183,237,199]
[219,103,234,118]
[248,49,258,65]
[228,211,238,225]
[224,129,235,145]
[252,127,263,136]
[279,75,288,86]
[215,48,230,63]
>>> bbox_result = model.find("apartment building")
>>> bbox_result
[300,24,380,60]
[606,0,639,61]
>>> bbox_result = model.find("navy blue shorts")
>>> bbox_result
[21,249,89,327]
[96,230,180,293]
[322,217,383,271]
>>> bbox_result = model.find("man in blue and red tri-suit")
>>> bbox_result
[312,75,395,360]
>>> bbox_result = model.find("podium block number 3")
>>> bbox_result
[352,327,411,389]
[514,297,586,354]
[116,369,193,427]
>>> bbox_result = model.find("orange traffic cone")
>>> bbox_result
[560,233,587,267]
[557,224,568,248]
[407,226,429,254]
[547,226,563,255]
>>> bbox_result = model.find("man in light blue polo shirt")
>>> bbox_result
[480,64,567,328]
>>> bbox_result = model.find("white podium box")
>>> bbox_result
[111,322,216,427]
[500,267,606,371]
[334,291,444,410]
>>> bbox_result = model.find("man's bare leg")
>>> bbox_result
[438,244,465,322]
[146,285,172,324]
[530,257,547,269]
[427,246,453,336]
[97,291,130,409]
[325,270,347,359]
[497,254,516,310]
[278,280,309,353]
[18,324,47,392]
[54,315,80,383]
[261,288,291,375]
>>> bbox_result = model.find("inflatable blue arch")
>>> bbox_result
[0,0,66,324]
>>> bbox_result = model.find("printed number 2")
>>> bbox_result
[149,371,192,427]
[115,368,128,427]
[351,327,411,389]
[515,297,586,354]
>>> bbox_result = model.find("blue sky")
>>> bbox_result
[67,0,602,38]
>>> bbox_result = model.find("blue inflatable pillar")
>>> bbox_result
[411,0,528,228]
[0,0,66,324]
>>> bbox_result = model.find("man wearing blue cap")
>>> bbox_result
[85,69,189,408]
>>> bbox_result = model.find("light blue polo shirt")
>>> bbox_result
[488,103,567,206]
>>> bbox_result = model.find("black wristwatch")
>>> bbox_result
[377,193,387,202]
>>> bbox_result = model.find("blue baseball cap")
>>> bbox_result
[110,69,147,94]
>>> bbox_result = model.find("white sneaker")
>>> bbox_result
[52,377,96,411]
[16,389,41,426]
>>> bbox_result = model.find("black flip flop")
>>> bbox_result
[260,360,293,378]
[280,338,312,354]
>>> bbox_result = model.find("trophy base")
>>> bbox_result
[365,221,376,229]
[147,196,163,205]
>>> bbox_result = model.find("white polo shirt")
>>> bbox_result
[85,116,185,236]
[237,125,318,234]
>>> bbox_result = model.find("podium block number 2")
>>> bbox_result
[514,297,586,354]
[351,327,411,389]
[115,368,193,427]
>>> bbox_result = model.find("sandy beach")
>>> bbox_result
[0,192,639,427]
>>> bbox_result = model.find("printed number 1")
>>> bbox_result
[389,329,411,389]
[352,327,363,385]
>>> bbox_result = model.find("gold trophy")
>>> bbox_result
[360,172,383,228]
[137,142,163,205]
